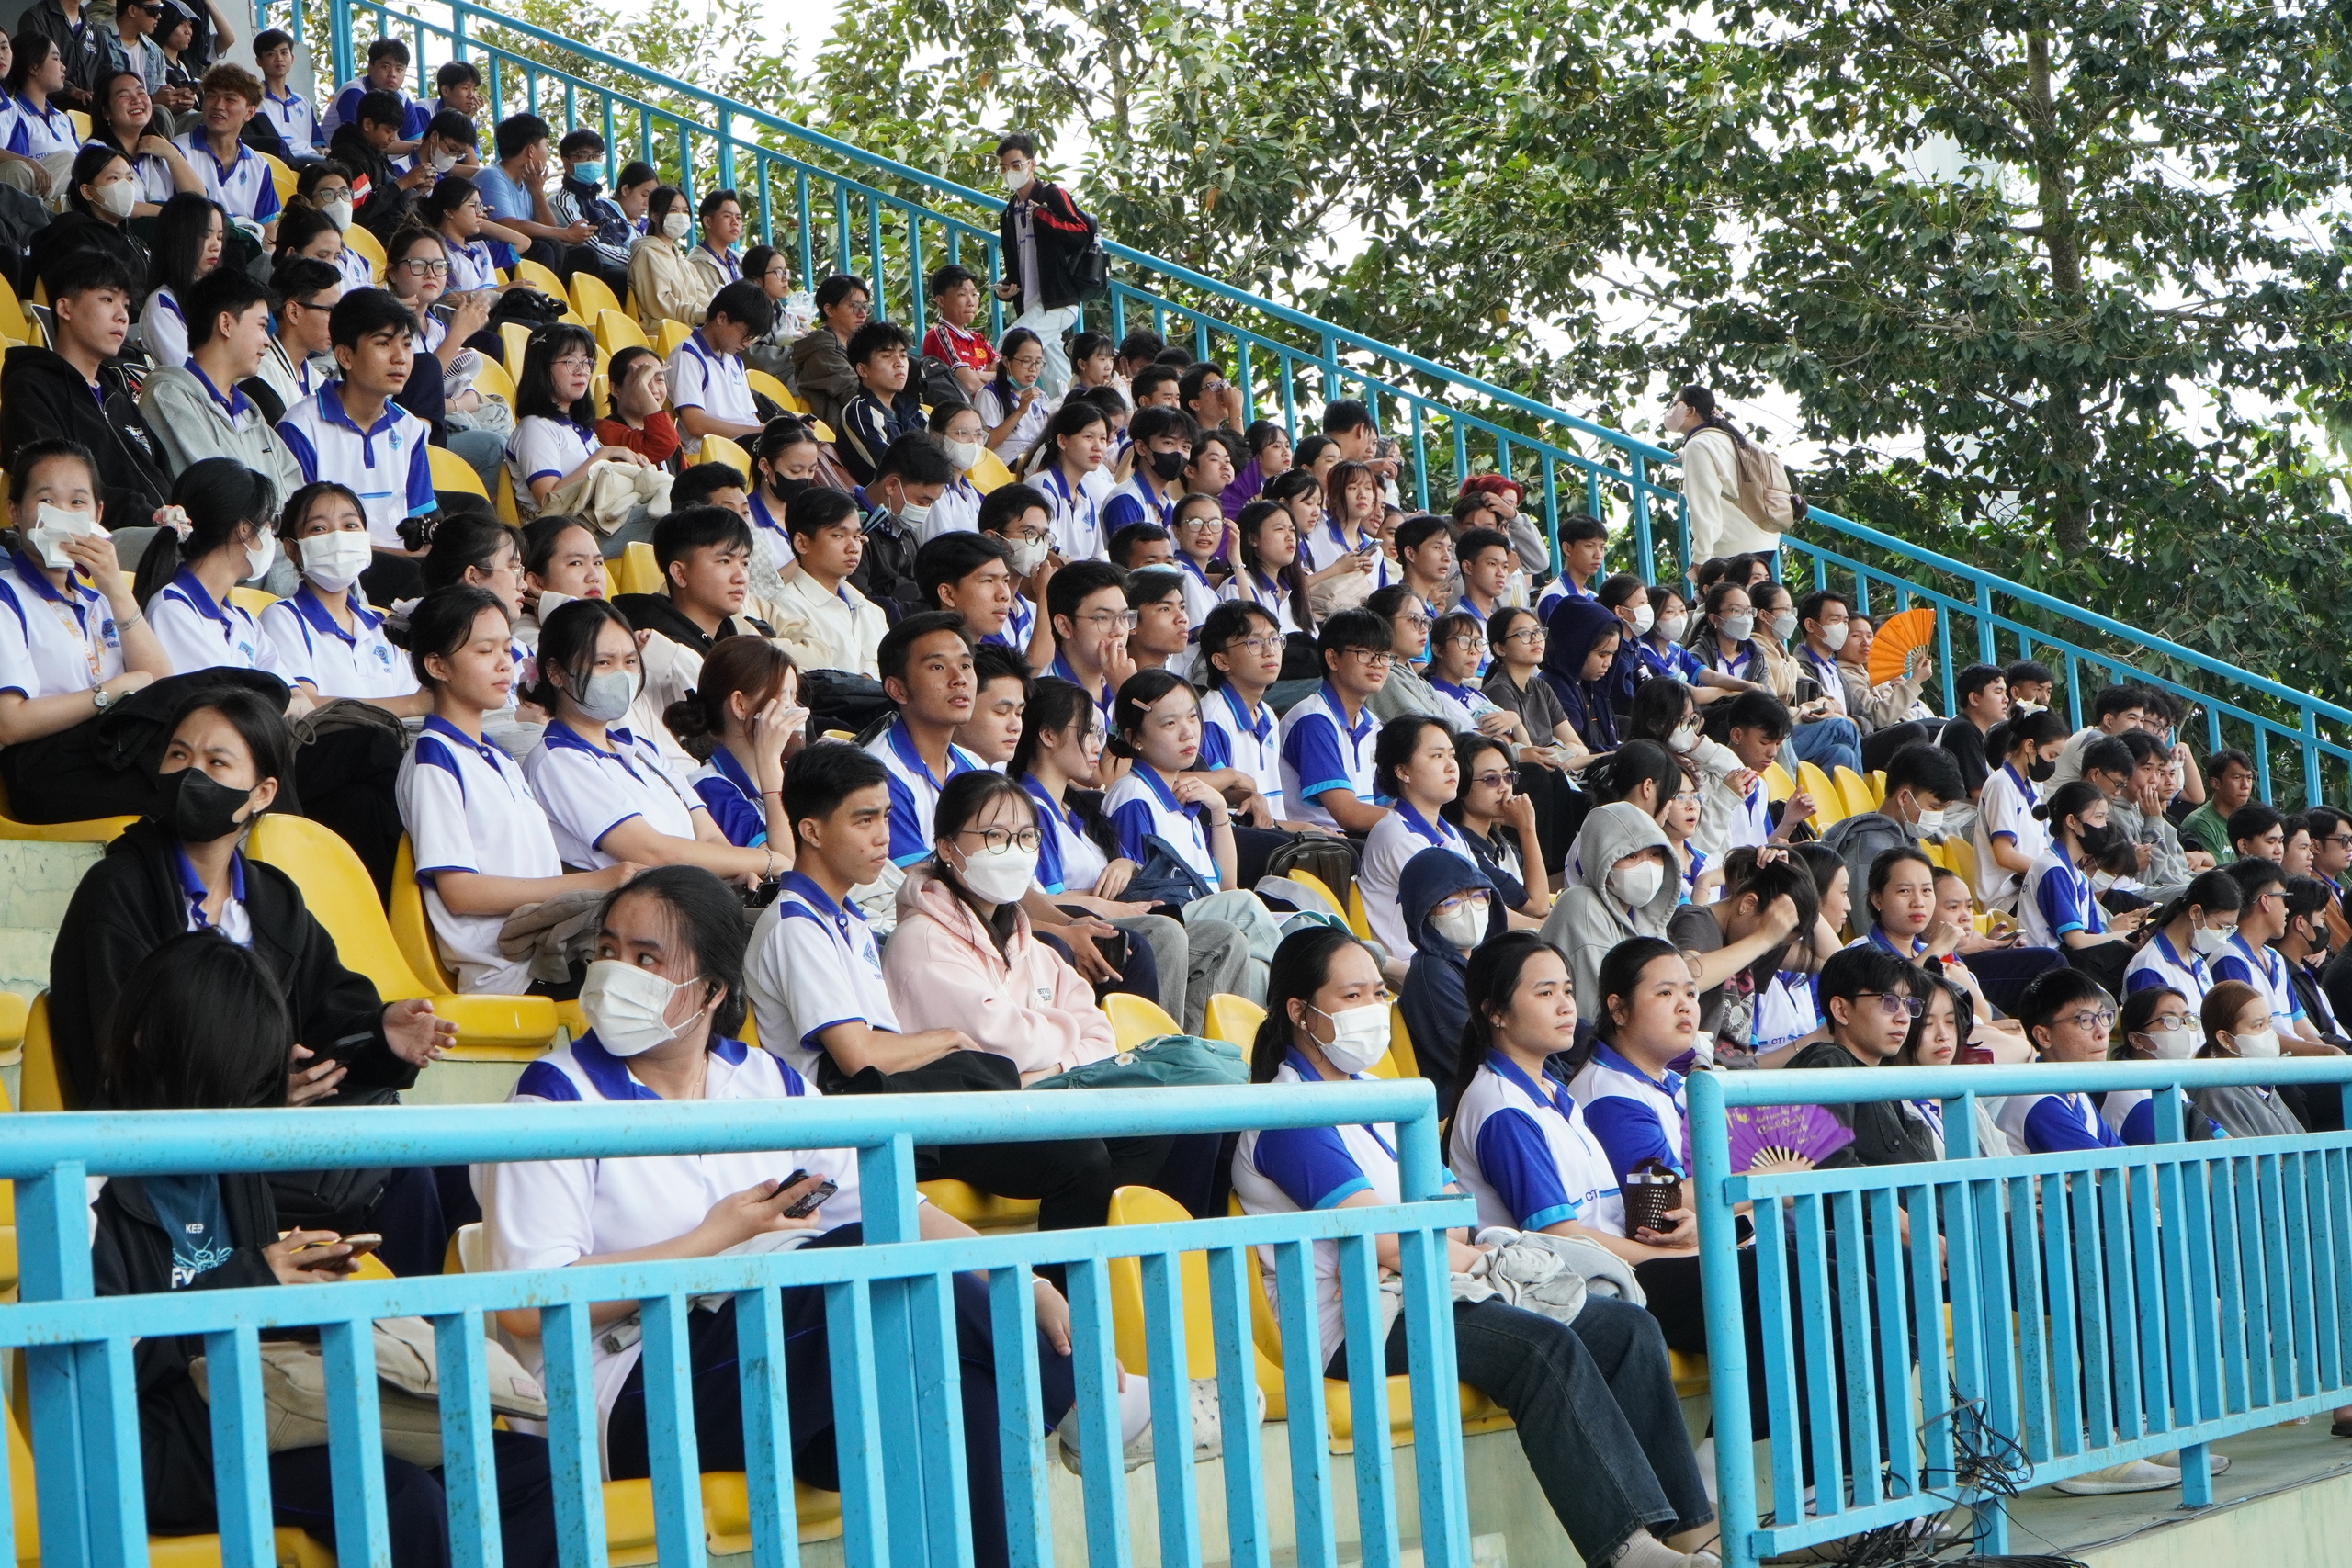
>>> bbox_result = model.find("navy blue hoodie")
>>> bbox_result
[1397,844,1504,1118]
[1537,596,1624,752]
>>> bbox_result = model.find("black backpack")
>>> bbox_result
[915,353,967,410]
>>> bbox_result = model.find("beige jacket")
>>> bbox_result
[1679,426,1778,561]
[628,235,709,334]
[765,568,885,679]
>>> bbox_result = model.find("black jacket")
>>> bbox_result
[49,817,410,1111]
[15,0,121,106]
[995,180,1095,314]
[90,1170,283,1532]
[609,592,774,660]
[26,208,150,303]
[847,491,922,608]
[1786,1039,1940,1168]
[327,123,412,242]
[0,344,169,522]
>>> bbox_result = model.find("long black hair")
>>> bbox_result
[417,513,520,589]
[1020,397,1108,479]
[1594,934,1684,1037]
[407,584,510,687]
[526,596,637,711]
[599,866,750,1038]
[136,457,277,607]
[515,322,599,426]
[1251,925,1377,1083]
[1448,931,1576,1162]
[102,932,293,1110]
[1011,675,1099,783]
[1234,498,1311,629]
[147,192,226,300]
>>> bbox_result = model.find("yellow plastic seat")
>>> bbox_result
[19,993,70,1112]
[494,465,520,525]
[228,586,278,615]
[259,151,296,205]
[596,308,650,356]
[1670,1348,1710,1399]
[471,354,517,409]
[1832,765,1875,822]
[66,109,90,141]
[0,811,132,845]
[0,988,27,1068]
[1280,868,1346,920]
[426,444,489,500]
[500,322,531,385]
[1103,991,1180,1050]
[1762,761,1795,804]
[613,541,663,597]
[696,434,749,479]
[1202,992,1263,1050]
[1383,1004,1419,1080]
[389,837,454,991]
[1795,761,1843,828]
[969,446,1016,494]
[570,269,622,325]
[1344,879,1373,942]
[916,1180,1040,1232]
[1105,1184,1283,1403]
[0,273,31,345]
[2,1074,17,1295]
[512,257,566,300]
[1865,768,1886,807]
[244,816,557,1061]
[744,367,791,412]
[342,221,386,283]
[1943,833,1983,900]
[655,319,694,359]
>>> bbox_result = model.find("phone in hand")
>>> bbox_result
[290,1232,381,1260]
[1959,1043,1996,1066]
[775,1170,838,1220]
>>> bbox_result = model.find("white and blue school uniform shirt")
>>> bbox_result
[173,838,253,945]
[745,870,897,1081]
[106,142,178,206]
[1358,800,1476,959]
[2021,844,2104,949]
[1454,1051,1627,1236]
[148,566,303,685]
[1533,572,1598,616]
[261,85,321,153]
[398,716,565,993]
[1567,1042,1690,1182]
[1297,518,1396,590]
[668,329,758,428]
[278,385,435,549]
[258,586,417,699]
[1219,568,1306,635]
[138,286,187,369]
[8,98,78,161]
[522,718,707,868]
[1973,761,2047,908]
[927,476,981,541]
[2099,1087,2218,1147]
[1037,464,1104,562]
[1231,1051,1414,1355]
[693,243,741,284]
[506,414,598,512]
[0,547,125,697]
[1200,685,1283,821]
[485,1032,871,1440]
[1638,637,1702,685]
[1101,472,1177,535]
[867,716,984,868]
[1102,762,1218,889]
[2211,932,2306,1035]
[745,488,791,570]
[688,747,770,848]
[446,235,501,293]
[2123,930,2211,1009]
[1171,554,1221,634]
[982,591,1038,654]
[1277,682,1379,830]
[334,243,375,291]
[1996,1088,2123,1155]
[173,132,282,225]
[1025,774,1110,897]
[1752,970,1820,1054]
[1045,648,1114,729]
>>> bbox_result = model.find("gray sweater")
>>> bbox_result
[137,363,305,502]
[1540,802,1681,1017]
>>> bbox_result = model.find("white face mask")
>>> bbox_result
[2143,1025,2197,1060]
[1431,900,1488,950]
[298,529,371,592]
[1719,612,1756,643]
[578,958,703,1057]
[1311,1002,1390,1074]
[1609,858,1664,909]
[2232,1026,2281,1059]
[662,211,693,240]
[899,499,934,528]
[429,149,458,175]
[1627,603,1655,636]
[1669,720,1702,754]
[1913,807,1945,836]
[96,179,138,220]
[26,503,105,571]
[2190,924,2233,959]
[944,437,983,470]
[1817,622,1849,652]
[1769,609,1799,643]
[1002,165,1032,193]
[953,840,1039,905]
[1008,538,1049,575]
[1657,612,1688,642]
[320,197,353,231]
[243,528,277,582]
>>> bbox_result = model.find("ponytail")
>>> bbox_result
[136,457,277,608]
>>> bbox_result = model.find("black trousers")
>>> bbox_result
[1957,943,2069,1017]
[605,1224,1077,1568]
[1859,719,1936,773]
[916,1131,1223,1232]
[264,1430,557,1568]
[1516,763,1589,874]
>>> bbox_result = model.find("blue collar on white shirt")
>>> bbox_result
[778,868,865,939]
[1316,681,1374,743]
[1217,684,1272,744]
[1486,1047,1577,1121]
[6,547,97,610]
[173,840,246,933]
[289,582,382,647]
[1395,799,1461,850]
[572,1029,749,1100]
[884,715,973,790]
[421,713,506,770]
[166,565,231,626]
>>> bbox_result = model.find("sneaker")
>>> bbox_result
[2151,1450,2230,1477]
[1055,1377,1260,1475]
[2052,1460,2182,1495]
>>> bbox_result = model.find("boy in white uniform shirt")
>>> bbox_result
[666,281,769,445]
[252,30,322,154]
[276,291,435,550]
[1196,602,1288,821]
[1276,608,1392,833]
[174,65,283,236]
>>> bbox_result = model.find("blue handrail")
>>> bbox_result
[3,1086,1478,1568]
[283,0,2350,808]
[1690,1057,2352,1568]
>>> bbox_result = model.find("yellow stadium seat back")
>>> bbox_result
[0,272,30,344]
[494,465,520,525]
[1102,1183,1258,1401]
[1202,993,1263,1050]
[427,444,489,500]
[1796,761,1842,828]
[1385,1004,1419,1081]
[596,308,650,356]
[501,321,532,385]
[656,319,694,359]
[570,270,622,325]
[1670,1348,1710,1399]
[1282,869,1345,921]
[67,109,90,141]
[228,586,278,615]
[1866,769,1886,807]
[19,993,70,1112]
[808,419,836,445]
[0,988,27,1066]
[745,367,791,409]
[969,446,1016,494]
[390,837,458,991]
[1833,765,1875,822]
[1344,879,1373,941]
[697,434,749,479]
[343,221,386,282]
[1763,761,1795,804]
[29,276,46,308]
[513,258,566,300]
[616,541,663,597]
[0,811,135,844]
[915,1179,1040,1232]
[259,152,296,204]
[1944,833,1983,900]
[471,354,517,409]
[1103,991,1180,1051]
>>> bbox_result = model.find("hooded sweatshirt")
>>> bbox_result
[0,344,170,522]
[1536,596,1623,753]
[1820,809,1922,926]
[881,863,1116,1078]
[1539,801,1680,1016]
[1397,844,1504,1118]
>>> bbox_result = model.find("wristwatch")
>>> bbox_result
[91,684,114,712]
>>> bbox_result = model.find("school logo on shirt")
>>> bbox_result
[373,644,396,671]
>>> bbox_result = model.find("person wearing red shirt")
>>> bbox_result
[594,344,681,466]
[922,262,997,399]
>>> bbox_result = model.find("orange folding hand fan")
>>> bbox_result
[1866,607,1938,686]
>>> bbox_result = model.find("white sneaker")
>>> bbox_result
[1055,1377,1261,1475]
[2151,1450,2230,1477]
[2052,1459,2182,1495]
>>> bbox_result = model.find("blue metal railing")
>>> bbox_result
[276,0,2352,807]
[1,1085,1476,1568]
[1690,1058,2352,1568]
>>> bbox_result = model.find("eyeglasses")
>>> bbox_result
[2145,1012,2194,1033]
[1432,892,1492,918]
[1345,649,1395,669]
[1501,627,1544,645]
[1853,991,1925,1020]
[1442,634,1484,651]
[957,826,1043,854]
[2063,1009,2119,1032]
[1007,353,1046,369]
[1079,610,1140,631]
[1232,635,1283,655]
[550,354,594,371]
[1467,771,1516,792]
[396,258,450,276]
[1396,613,1431,630]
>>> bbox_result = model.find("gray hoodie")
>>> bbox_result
[1540,801,1681,1015]
[136,363,306,503]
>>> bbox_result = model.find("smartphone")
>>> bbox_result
[1959,1044,1996,1066]
[775,1170,838,1220]
[291,1232,381,1259]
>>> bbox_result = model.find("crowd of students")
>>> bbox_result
[27,43,2352,1568]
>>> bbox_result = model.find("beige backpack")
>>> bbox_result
[1731,435,1804,535]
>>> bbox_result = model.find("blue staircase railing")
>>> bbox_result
[281,0,2352,809]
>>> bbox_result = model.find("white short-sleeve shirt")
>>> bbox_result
[138,287,187,368]
[259,586,419,699]
[173,133,283,224]
[1199,684,1283,819]
[447,237,500,293]
[397,716,565,992]
[666,331,757,426]
[745,870,899,1081]
[1276,682,1380,829]
[277,385,436,549]
[1024,773,1110,897]
[522,718,706,867]
[0,548,126,698]
[9,100,78,160]
[148,566,304,685]
[1357,801,1477,958]
[1219,569,1306,636]
[1036,463,1104,562]
[866,717,984,868]
[1102,762,1218,887]
[1973,761,2048,907]
[508,414,597,500]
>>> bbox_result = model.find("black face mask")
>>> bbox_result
[155,763,256,844]
[2029,758,2057,782]
[1148,448,1189,483]
[769,475,809,508]
[2075,821,2122,857]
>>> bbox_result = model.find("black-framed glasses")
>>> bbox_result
[1854,991,1925,1021]
[2062,1008,2119,1032]
[957,826,1043,854]
[396,258,450,276]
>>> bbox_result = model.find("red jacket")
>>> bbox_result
[595,410,682,466]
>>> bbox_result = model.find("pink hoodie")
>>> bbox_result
[883,866,1117,1079]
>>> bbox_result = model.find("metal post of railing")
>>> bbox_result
[2303,706,2324,809]
[1976,581,1996,666]
[905,213,927,343]
[793,167,813,288]
[715,107,735,199]
[331,0,354,85]
[1629,454,1654,583]
[1689,1073,1758,1568]
[865,197,885,320]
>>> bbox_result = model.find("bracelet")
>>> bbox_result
[115,611,144,633]
[761,846,777,881]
